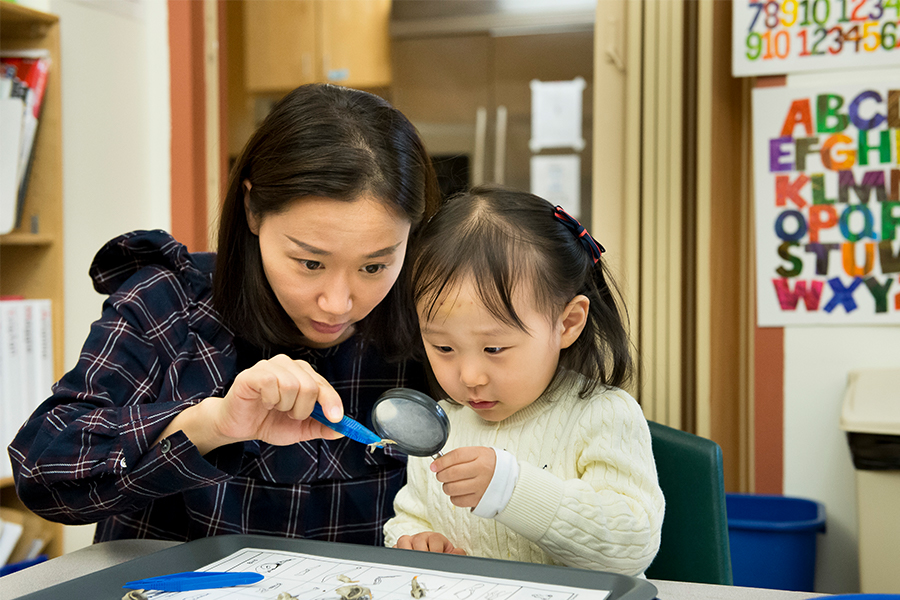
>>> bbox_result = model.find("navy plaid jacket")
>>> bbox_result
[8,230,425,544]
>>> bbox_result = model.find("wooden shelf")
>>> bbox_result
[1,0,65,562]
[0,232,56,246]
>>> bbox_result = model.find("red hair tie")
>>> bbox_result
[553,206,605,264]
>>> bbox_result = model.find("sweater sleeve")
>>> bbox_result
[383,456,436,547]
[494,390,665,574]
[7,266,240,526]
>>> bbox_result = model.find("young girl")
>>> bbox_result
[383,186,664,575]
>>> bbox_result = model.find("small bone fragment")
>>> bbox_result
[336,584,373,600]
[411,576,427,598]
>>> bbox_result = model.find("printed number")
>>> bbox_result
[766,0,781,28]
[747,31,763,58]
[851,0,868,20]
[882,20,898,48]
[811,0,832,23]
[749,1,765,30]
[837,0,852,22]
[761,29,791,57]
[811,26,829,53]
[781,0,799,25]
[869,0,885,19]
[829,25,846,52]
[886,0,900,17]
[844,24,862,51]
[863,21,882,49]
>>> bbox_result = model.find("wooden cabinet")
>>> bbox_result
[242,0,392,93]
[0,2,65,559]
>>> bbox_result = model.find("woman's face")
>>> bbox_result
[248,193,411,348]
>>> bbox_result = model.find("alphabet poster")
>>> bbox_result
[752,83,900,325]
[733,0,900,77]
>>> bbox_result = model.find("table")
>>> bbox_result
[0,540,830,600]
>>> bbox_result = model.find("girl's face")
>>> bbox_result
[419,278,587,422]
[249,193,411,348]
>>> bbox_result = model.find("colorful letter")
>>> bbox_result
[879,240,900,274]
[775,210,808,242]
[811,173,836,205]
[838,170,887,204]
[821,134,855,171]
[770,136,794,172]
[808,205,838,243]
[842,242,876,276]
[864,277,894,313]
[848,90,886,131]
[817,94,849,133]
[781,99,814,137]
[776,174,810,208]
[773,278,824,311]
[777,242,803,277]
[839,205,876,242]
[805,242,841,275]
[858,130,891,166]
[883,202,900,241]
[824,277,863,313]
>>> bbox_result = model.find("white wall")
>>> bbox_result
[783,326,900,594]
[43,0,171,553]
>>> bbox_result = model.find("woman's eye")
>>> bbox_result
[363,264,387,274]
[484,347,505,355]
[299,260,322,270]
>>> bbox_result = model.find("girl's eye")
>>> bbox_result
[300,260,322,270]
[484,347,505,355]
[433,345,453,354]
[363,264,387,274]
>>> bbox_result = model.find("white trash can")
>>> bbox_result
[839,368,900,594]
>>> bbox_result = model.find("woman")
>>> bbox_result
[9,84,442,545]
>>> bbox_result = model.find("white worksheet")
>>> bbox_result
[132,547,611,600]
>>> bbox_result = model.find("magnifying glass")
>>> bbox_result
[309,388,450,458]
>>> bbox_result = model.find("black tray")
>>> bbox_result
[18,535,658,600]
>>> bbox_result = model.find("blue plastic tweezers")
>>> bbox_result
[123,571,265,592]
[309,403,382,446]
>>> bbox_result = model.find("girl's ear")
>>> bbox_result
[559,294,590,349]
[243,179,260,235]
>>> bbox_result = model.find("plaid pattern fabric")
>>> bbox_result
[8,230,425,545]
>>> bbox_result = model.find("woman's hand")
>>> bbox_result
[431,446,496,508]
[158,354,344,454]
[394,532,467,555]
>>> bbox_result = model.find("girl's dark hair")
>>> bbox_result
[213,84,441,357]
[410,184,633,396]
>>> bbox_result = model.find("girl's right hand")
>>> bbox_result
[394,532,467,555]
[211,354,345,447]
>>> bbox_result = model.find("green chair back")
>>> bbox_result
[644,420,733,585]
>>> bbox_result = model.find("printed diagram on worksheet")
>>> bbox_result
[134,548,611,600]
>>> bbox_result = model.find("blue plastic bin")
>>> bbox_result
[726,493,826,592]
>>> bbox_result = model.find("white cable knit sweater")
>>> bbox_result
[383,378,665,575]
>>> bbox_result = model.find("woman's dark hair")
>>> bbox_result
[214,84,441,356]
[410,184,633,395]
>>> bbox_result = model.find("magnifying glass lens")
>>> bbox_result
[372,388,450,457]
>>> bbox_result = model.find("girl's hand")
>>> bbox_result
[431,446,496,508]
[211,354,345,447]
[394,532,467,555]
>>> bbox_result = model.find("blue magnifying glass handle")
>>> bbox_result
[309,403,382,446]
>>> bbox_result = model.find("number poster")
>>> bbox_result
[752,83,900,325]
[733,0,900,76]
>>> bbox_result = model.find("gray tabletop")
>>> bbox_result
[0,540,829,600]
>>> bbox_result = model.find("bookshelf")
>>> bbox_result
[0,1,65,559]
